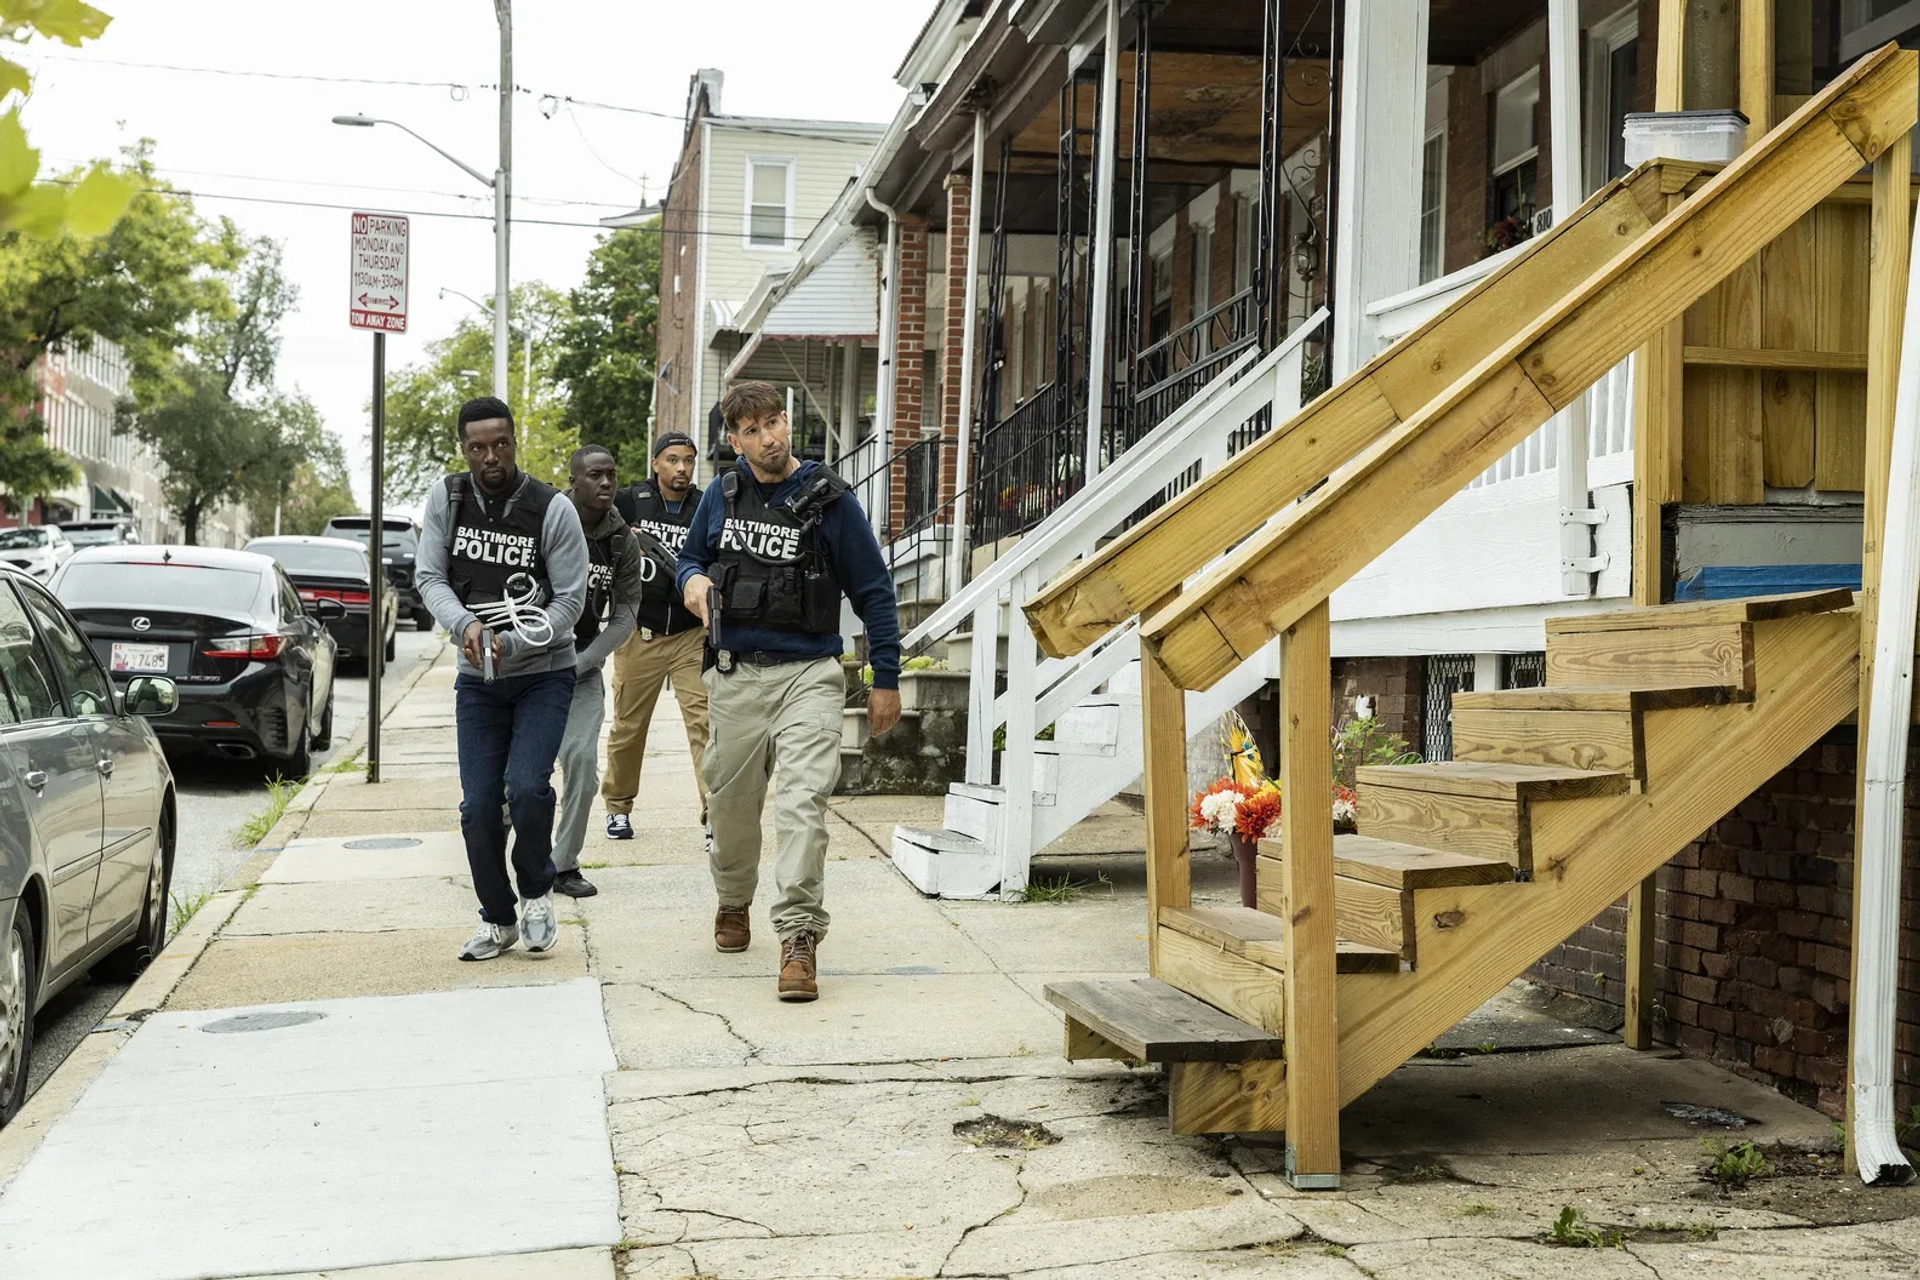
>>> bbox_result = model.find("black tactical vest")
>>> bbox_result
[714,464,844,635]
[444,472,557,631]
[575,517,631,648]
[617,480,701,634]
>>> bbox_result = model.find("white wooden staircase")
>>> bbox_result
[889,312,1326,898]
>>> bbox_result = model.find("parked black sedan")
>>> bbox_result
[323,514,430,629]
[244,535,398,668]
[0,566,177,1125]
[50,546,341,777]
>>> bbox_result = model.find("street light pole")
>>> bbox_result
[494,0,513,402]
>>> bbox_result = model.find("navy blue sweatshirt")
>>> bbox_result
[675,460,902,689]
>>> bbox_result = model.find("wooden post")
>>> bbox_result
[1623,874,1659,1049]
[1739,0,1775,147]
[1140,601,1190,973]
[1847,131,1912,1170]
[1655,0,1687,113]
[1280,598,1338,1188]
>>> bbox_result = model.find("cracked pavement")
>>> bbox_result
[30,646,1919,1280]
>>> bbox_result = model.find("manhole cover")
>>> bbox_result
[343,837,423,850]
[201,1011,327,1035]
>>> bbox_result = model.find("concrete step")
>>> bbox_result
[890,826,1000,898]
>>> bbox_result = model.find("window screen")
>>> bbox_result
[749,162,788,247]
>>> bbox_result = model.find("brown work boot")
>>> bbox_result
[714,904,750,953]
[778,932,819,1002]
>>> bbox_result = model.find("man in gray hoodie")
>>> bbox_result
[550,445,646,898]
[416,396,589,961]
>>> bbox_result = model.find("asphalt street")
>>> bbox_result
[24,625,446,1101]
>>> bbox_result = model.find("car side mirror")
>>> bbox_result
[124,675,178,718]
[310,598,348,621]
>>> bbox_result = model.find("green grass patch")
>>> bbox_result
[233,773,302,849]
[167,888,216,943]
[1702,1138,1772,1188]
[1548,1206,1621,1248]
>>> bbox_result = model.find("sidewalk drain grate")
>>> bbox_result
[344,837,423,850]
[201,1011,327,1035]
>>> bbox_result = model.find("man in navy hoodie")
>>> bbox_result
[678,380,901,1001]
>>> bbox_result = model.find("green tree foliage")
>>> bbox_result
[554,222,658,468]
[382,282,574,500]
[0,2,136,239]
[0,150,229,512]
[128,234,352,544]
[257,393,358,536]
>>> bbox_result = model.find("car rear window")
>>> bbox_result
[253,543,367,577]
[0,529,49,549]
[61,526,126,546]
[57,562,262,613]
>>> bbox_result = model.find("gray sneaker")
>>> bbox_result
[522,892,558,953]
[459,920,518,961]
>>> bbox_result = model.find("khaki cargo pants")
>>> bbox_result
[702,655,843,941]
[601,626,710,823]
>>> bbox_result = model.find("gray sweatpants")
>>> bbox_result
[702,656,844,941]
[552,666,606,874]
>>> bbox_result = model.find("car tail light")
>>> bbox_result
[203,633,287,660]
[340,590,370,605]
[299,588,372,606]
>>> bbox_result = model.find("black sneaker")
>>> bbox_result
[605,813,634,840]
[552,868,598,898]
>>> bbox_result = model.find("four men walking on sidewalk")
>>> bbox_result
[417,396,588,962]
[602,431,710,844]
[550,445,646,899]
[678,381,902,1002]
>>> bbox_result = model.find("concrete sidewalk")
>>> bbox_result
[4,641,1920,1279]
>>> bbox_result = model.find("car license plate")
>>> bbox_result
[110,642,169,674]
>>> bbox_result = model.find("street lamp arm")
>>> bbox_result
[335,115,495,189]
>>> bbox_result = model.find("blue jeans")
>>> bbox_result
[454,668,576,924]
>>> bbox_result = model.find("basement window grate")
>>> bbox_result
[1502,651,1547,689]
[1423,654,1476,761]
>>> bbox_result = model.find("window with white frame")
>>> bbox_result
[1586,7,1641,189]
[1419,129,1446,283]
[746,159,791,248]
[1491,68,1541,243]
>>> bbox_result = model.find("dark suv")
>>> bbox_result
[321,515,429,629]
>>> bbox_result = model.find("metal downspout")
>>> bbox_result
[1854,199,1920,1188]
[866,189,899,540]
[947,110,988,598]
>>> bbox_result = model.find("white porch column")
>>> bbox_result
[1548,0,1595,596]
[839,336,862,460]
[1330,0,1429,378]
[947,111,987,599]
[1082,0,1122,479]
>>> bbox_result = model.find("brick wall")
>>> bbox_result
[656,102,708,453]
[1169,208,1193,344]
[939,174,972,508]
[1528,727,1920,1120]
[1443,69,1489,276]
[1212,184,1237,310]
[1331,657,1424,753]
[888,214,929,534]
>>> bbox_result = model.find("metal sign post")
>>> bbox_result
[349,212,410,783]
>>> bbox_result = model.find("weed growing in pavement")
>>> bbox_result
[1702,1138,1772,1188]
[1321,1245,1349,1258]
[1460,1202,1495,1217]
[233,773,302,848]
[1019,876,1079,904]
[167,888,216,943]
[581,861,611,869]
[1475,1039,1498,1054]
[320,749,364,774]
[1548,1206,1620,1248]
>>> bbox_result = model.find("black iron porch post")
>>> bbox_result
[1123,1,1153,445]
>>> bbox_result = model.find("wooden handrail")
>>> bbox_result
[1023,44,1916,667]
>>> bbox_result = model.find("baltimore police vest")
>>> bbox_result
[575,518,631,648]
[713,464,844,636]
[444,472,557,631]
[617,480,701,634]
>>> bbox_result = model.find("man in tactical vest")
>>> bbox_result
[416,396,589,961]
[678,381,901,1002]
[550,444,646,898]
[601,431,710,841]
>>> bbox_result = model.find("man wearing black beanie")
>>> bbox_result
[601,430,711,845]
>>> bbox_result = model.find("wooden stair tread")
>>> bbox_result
[1159,904,1399,973]
[1354,760,1630,801]
[1450,684,1737,712]
[1043,976,1285,1063]
[1544,589,1855,635]
[1258,834,1516,890]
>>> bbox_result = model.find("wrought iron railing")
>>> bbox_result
[1126,287,1259,451]
[968,381,1089,552]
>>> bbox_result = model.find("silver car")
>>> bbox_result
[0,567,177,1125]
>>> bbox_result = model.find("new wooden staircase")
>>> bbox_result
[1038,44,1917,1181]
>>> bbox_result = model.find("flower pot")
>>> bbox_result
[1228,832,1259,909]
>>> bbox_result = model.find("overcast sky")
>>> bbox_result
[16,1,932,508]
